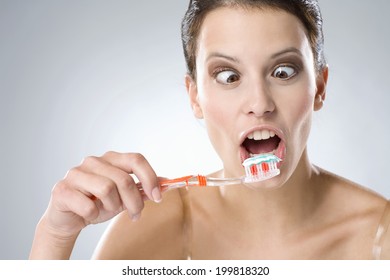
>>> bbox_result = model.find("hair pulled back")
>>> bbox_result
[181,0,326,79]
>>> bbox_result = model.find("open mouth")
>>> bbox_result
[240,129,285,163]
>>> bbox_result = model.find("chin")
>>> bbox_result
[242,174,285,190]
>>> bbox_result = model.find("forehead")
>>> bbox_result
[197,7,312,62]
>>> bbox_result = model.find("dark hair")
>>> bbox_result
[181,0,326,79]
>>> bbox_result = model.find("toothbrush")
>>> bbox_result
[139,154,281,193]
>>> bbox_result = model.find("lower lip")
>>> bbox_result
[240,140,286,168]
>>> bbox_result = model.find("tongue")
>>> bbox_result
[244,137,280,155]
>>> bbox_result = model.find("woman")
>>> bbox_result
[30,0,390,259]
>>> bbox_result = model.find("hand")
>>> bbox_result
[43,151,161,239]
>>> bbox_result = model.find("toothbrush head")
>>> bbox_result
[242,154,281,183]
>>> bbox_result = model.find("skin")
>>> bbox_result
[30,7,390,260]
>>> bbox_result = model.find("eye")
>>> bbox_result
[215,69,240,85]
[272,65,297,80]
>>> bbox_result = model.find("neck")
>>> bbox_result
[220,150,321,234]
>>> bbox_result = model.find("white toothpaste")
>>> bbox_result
[242,154,281,183]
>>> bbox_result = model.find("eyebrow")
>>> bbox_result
[206,52,240,63]
[270,47,303,59]
[205,47,303,63]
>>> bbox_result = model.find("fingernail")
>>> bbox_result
[132,212,141,222]
[152,187,162,203]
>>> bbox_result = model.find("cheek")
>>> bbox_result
[201,92,234,139]
[296,94,314,121]
[203,96,232,121]
[197,86,240,158]
[285,75,316,118]
[197,77,236,128]
[284,87,315,142]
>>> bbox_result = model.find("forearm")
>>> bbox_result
[29,217,80,260]
[29,152,159,259]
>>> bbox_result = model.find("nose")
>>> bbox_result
[245,82,276,118]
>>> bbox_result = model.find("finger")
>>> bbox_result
[65,166,122,214]
[53,181,99,223]
[79,156,145,217]
[101,152,161,203]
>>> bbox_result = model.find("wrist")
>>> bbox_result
[29,217,81,259]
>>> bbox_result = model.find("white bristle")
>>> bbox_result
[242,154,281,183]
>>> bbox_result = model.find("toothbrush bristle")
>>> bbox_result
[242,154,281,183]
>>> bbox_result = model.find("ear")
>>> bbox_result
[185,74,204,119]
[313,65,329,111]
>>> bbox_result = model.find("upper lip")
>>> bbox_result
[239,124,285,146]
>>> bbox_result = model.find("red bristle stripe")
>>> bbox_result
[261,162,269,173]
[250,165,258,176]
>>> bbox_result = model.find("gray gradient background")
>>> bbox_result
[1,0,389,259]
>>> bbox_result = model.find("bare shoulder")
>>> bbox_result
[374,201,390,260]
[317,167,387,212]
[92,188,188,259]
[315,167,389,259]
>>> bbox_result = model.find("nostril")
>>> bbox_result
[247,97,276,117]
[248,108,274,117]
[245,83,276,117]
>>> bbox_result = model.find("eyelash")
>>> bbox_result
[212,67,240,85]
[212,63,300,85]
[271,64,298,80]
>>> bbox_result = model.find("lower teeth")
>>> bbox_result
[249,150,276,158]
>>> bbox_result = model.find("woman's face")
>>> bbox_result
[186,7,327,187]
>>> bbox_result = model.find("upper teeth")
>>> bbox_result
[247,130,276,141]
